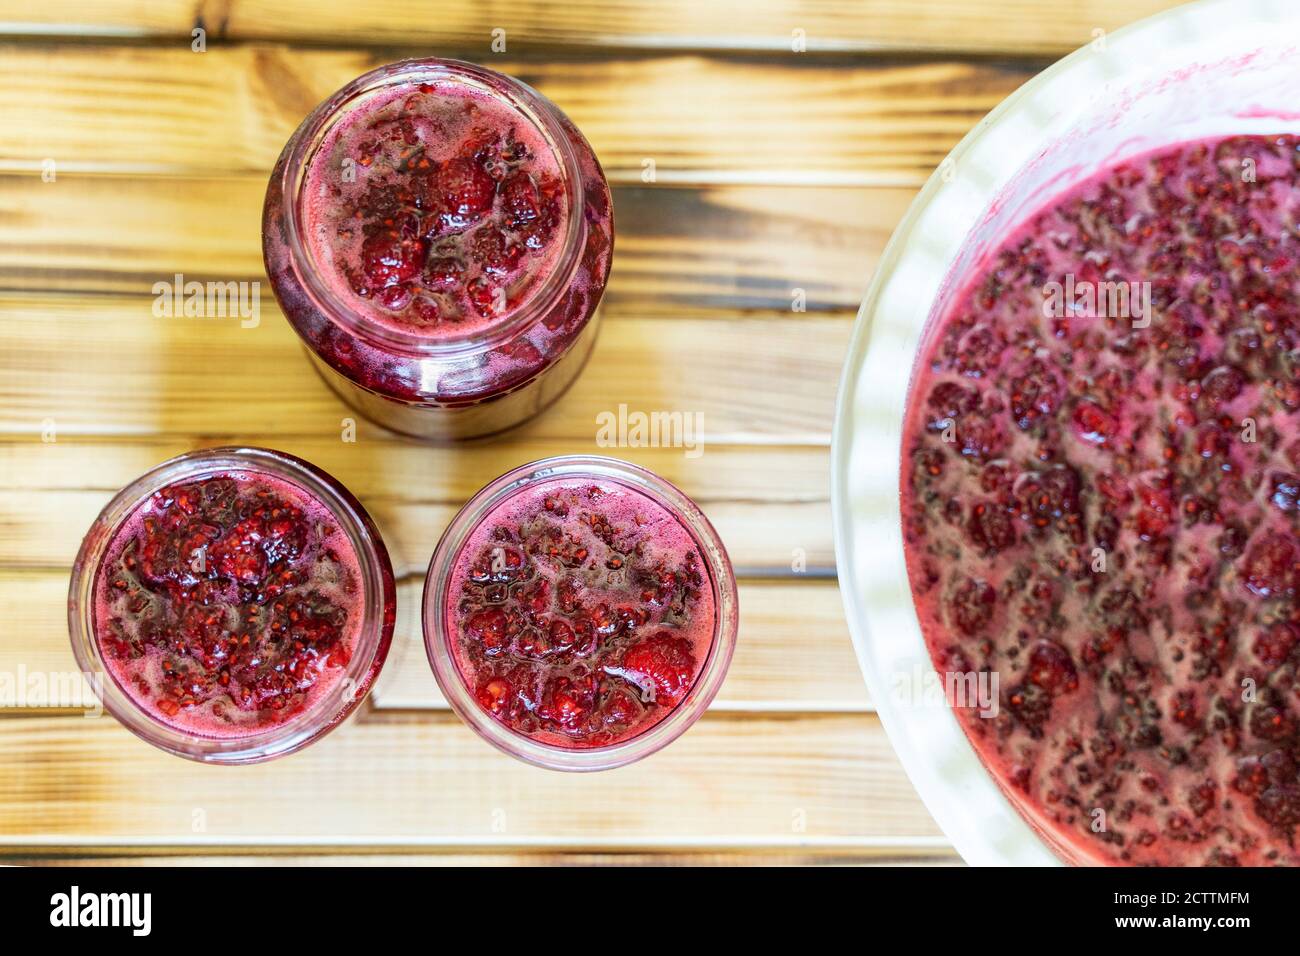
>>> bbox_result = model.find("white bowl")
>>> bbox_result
[831,0,1300,866]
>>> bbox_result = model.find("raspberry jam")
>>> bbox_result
[69,448,396,762]
[301,80,569,339]
[263,59,613,441]
[425,458,738,770]
[902,134,1300,866]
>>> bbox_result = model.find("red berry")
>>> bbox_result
[1005,682,1052,734]
[1188,781,1217,818]
[1269,473,1299,513]
[1254,622,1299,666]
[467,277,503,317]
[966,500,1016,552]
[500,171,540,228]
[1013,464,1081,528]
[422,256,464,290]
[1009,360,1063,430]
[1134,470,1174,540]
[471,227,523,277]
[947,577,996,636]
[97,475,354,728]
[548,618,576,652]
[600,689,641,728]
[477,676,515,717]
[956,325,1002,378]
[927,381,978,422]
[538,675,596,729]
[468,544,527,584]
[1241,532,1297,598]
[1071,400,1117,446]
[360,229,426,290]
[1025,640,1078,695]
[957,419,1005,462]
[614,632,697,707]
[464,607,508,653]
[435,157,494,231]
[1201,365,1244,407]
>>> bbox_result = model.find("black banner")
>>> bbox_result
[0,863,1283,940]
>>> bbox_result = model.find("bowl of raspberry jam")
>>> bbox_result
[833,0,1300,865]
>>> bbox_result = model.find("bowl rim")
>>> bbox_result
[830,0,1300,865]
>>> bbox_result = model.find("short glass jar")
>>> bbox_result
[68,446,397,763]
[424,456,739,771]
[262,58,614,441]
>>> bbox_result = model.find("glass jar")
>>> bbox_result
[68,446,397,763]
[262,58,614,441]
[424,456,739,770]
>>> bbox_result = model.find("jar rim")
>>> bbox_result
[67,446,396,764]
[279,57,589,360]
[423,455,739,771]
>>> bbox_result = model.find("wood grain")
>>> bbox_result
[0,173,905,310]
[0,489,833,577]
[0,45,1030,184]
[0,297,850,448]
[0,436,829,500]
[1,571,866,711]
[378,579,864,710]
[0,713,942,843]
[0,439,834,575]
[0,0,1184,55]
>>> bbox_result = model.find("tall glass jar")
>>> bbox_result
[262,59,614,441]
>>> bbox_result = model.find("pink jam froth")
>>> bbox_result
[446,477,717,749]
[301,78,569,340]
[92,471,364,739]
[901,134,1300,866]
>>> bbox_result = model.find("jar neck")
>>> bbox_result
[280,58,588,360]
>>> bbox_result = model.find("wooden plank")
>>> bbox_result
[0,173,904,310]
[0,297,849,446]
[0,434,836,573]
[0,436,829,501]
[373,578,864,711]
[0,0,1185,56]
[0,713,943,842]
[1,571,864,711]
[0,45,1030,184]
[0,571,75,707]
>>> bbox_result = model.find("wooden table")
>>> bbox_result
[0,0,1185,866]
